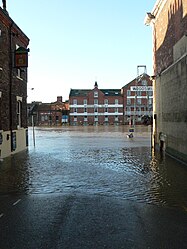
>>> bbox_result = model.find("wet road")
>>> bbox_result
[1,126,187,210]
[0,126,187,248]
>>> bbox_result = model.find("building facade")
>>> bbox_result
[28,97,69,126]
[69,82,123,125]
[145,0,187,163]
[122,73,153,125]
[0,5,30,158]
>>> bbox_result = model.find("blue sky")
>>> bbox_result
[7,0,155,102]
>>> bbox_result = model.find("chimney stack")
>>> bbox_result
[57,96,63,102]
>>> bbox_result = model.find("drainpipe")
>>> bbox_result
[9,21,14,151]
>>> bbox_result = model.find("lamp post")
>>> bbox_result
[28,88,35,146]
[9,21,14,151]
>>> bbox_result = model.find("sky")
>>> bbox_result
[6,0,156,103]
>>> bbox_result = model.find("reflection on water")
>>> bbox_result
[0,126,187,211]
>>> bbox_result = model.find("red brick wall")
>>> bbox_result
[153,0,187,75]
[0,8,29,131]
[69,88,123,125]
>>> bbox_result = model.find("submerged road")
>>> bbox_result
[0,126,187,248]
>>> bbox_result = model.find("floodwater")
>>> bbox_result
[0,126,187,211]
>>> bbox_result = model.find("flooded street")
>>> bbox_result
[0,126,187,211]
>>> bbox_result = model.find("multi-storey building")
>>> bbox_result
[0,4,30,158]
[28,96,69,126]
[122,73,153,125]
[145,0,187,163]
[69,82,123,125]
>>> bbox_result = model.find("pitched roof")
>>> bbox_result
[69,89,90,97]
[122,73,150,88]
[69,88,122,97]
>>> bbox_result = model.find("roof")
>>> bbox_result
[122,73,150,88]
[69,88,122,97]
[69,89,91,97]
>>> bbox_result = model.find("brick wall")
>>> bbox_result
[0,8,29,131]
[152,0,187,162]
[154,0,187,75]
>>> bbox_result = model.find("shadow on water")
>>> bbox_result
[0,126,187,211]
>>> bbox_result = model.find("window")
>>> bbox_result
[94,99,98,105]
[115,99,118,105]
[115,116,118,121]
[148,99,152,105]
[127,99,131,105]
[137,98,141,105]
[84,108,87,113]
[73,99,77,105]
[84,99,87,105]
[94,91,98,98]
[94,107,98,113]
[74,116,77,121]
[104,99,108,105]
[137,91,141,96]
[115,108,118,113]
[16,68,24,79]
[105,107,108,113]
[142,80,147,86]
[94,116,98,121]
[137,107,141,115]
[148,91,153,96]
[127,90,131,96]
[84,116,87,121]
[105,116,108,121]
[17,101,22,128]
[73,108,77,113]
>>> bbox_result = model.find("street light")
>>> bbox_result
[28,88,35,146]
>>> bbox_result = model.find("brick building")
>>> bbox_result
[69,82,123,125]
[0,4,30,158]
[28,97,69,126]
[145,0,187,163]
[122,73,153,125]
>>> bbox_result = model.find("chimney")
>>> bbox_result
[57,96,63,102]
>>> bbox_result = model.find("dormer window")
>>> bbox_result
[94,91,98,98]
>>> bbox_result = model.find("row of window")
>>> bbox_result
[127,98,152,105]
[127,90,153,96]
[40,115,60,122]
[72,97,152,105]
[72,99,120,105]
[126,106,152,112]
[73,116,119,122]
[73,107,120,113]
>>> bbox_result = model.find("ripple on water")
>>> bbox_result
[0,128,187,211]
